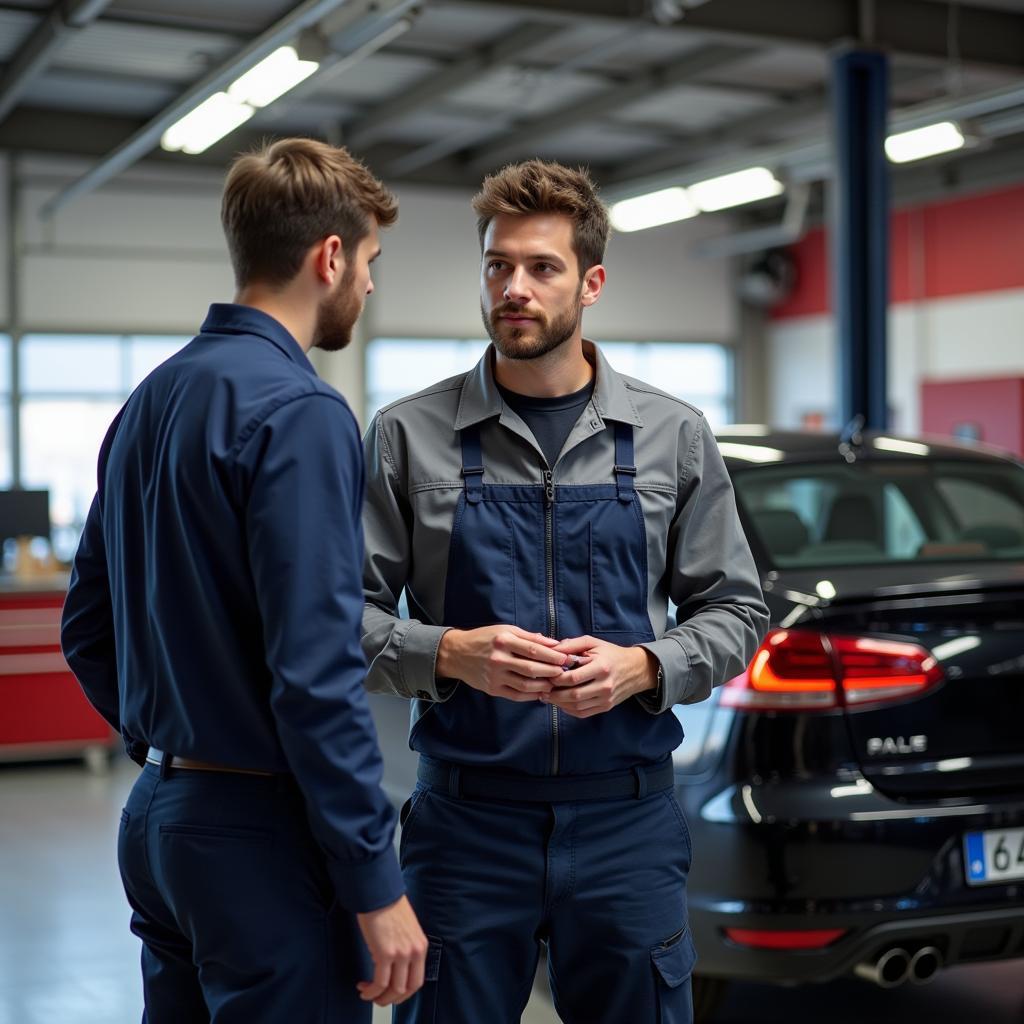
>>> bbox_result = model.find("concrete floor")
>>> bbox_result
[0,757,1021,1024]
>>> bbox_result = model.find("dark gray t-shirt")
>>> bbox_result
[498,379,595,468]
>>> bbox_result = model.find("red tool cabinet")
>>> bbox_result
[0,578,117,768]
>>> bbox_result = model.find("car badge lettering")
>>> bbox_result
[866,735,927,756]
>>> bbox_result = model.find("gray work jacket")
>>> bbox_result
[361,341,769,713]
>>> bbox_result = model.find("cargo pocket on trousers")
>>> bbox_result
[412,935,443,1024]
[651,926,697,1023]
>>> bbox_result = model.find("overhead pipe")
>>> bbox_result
[606,78,1024,204]
[693,182,811,258]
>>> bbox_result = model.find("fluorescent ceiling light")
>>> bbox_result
[885,121,965,164]
[718,423,771,436]
[717,442,785,463]
[688,167,784,212]
[161,92,256,155]
[229,45,319,108]
[161,45,320,155]
[873,437,931,456]
[609,187,698,232]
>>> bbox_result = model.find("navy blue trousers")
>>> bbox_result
[395,783,696,1024]
[118,764,372,1023]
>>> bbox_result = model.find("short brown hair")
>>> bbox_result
[471,159,610,275]
[221,137,397,288]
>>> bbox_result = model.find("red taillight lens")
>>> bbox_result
[724,927,847,950]
[720,629,943,712]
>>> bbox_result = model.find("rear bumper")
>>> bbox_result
[690,903,1024,983]
[680,775,1024,982]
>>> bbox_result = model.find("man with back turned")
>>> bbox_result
[61,138,426,1023]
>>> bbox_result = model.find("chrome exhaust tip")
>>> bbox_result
[908,946,943,985]
[854,947,911,988]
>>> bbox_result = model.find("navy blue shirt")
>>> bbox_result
[61,303,402,912]
[497,379,595,467]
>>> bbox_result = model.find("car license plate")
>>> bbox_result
[964,828,1024,886]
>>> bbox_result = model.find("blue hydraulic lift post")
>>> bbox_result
[830,49,890,431]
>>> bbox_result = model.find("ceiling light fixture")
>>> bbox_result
[884,120,965,163]
[688,166,784,212]
[228,45,319,108]
[161,45,319,155]
[160,92,258,156]
[609,186,698,232]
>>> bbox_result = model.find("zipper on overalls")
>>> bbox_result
[543,467,559,774]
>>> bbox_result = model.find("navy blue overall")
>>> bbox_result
[397,422,696,1023]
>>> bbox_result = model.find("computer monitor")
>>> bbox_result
[0,490,50,545]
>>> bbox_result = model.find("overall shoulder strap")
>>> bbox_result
[613,422,636,503]
[460,425,484,504]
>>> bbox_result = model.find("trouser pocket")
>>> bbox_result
[651,926,697,1024]
[396,935,442,1024]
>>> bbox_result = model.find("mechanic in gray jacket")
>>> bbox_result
[361,159,769,1024]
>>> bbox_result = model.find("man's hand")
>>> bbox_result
[436,625,568,701]
[543,636,659,718]
[356,895,428,1007]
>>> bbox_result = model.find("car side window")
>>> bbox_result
[935,476,1024,552]
[937,477,1024,532]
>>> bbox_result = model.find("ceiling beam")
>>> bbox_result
[461,42,753,172]
[342,20,557,152]
[603,89,829,186]
[0,0,112,125]
[37,0,415,217]
[456,0,1024,73]
[0,106,485,189]
[0,106,266,166]
[601,77,1024,198]
[602,64,947,186]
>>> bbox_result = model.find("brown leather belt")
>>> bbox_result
[146,747,275,777]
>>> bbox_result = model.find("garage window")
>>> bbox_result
[19,333,189,560]
[366,338,734,427]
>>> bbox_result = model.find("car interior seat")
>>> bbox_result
[754,508,810,557]
[823,493,880,544]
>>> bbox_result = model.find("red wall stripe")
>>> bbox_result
[771,182,1024,320]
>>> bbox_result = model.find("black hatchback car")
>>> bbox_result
[368,427,1024,1021]
[678,427,1024,1018]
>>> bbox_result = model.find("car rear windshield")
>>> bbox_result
[732,458,1024,568]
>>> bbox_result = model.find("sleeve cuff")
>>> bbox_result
[327,845,406,914]
[637,637,691,713]
[400,623,457,702]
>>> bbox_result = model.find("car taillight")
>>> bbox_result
[720,629,943,712]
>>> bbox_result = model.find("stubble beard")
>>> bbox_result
[481,285,583,362]
[314,262,361,353]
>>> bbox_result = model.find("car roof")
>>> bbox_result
[713,426,1022,467]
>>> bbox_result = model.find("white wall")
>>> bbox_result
[359,184,736,343]
[766,288,1024,433]
[18,156,231,334]
[7,157,737,422]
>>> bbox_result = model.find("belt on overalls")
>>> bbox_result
[417,755,674,802]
